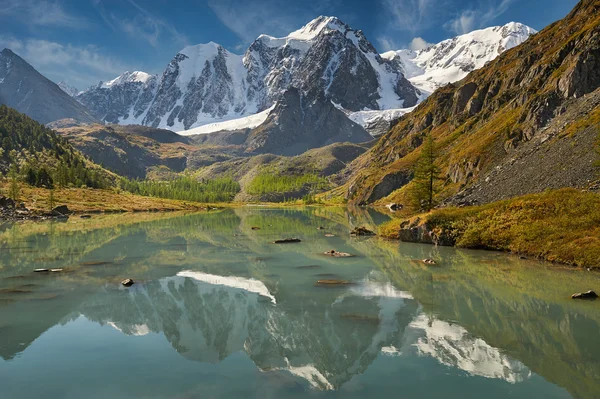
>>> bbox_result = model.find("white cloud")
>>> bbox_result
[377,36,400,52]
[0,0,86,29]
[409,37,434,51]
[93,0,188,48]
[0,36,130,89]
[446,0,516,34]
[380,0,441,34]
[207,0,340,44]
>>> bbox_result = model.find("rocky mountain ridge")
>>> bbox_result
[338,0,600,205]
[76,16,420,133]
[75,19,535,139]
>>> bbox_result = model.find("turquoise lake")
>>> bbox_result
[1,207,599,398]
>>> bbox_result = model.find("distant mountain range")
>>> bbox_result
[0,17,535,156]
[63,18,534,136]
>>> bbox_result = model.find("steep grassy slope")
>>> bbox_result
[340,0,600,205]
[380,188,600,268]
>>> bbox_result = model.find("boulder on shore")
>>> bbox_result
[52,205,71,216]
[571,290,598,300]
[386,203,403,212]
[0,196,15,209]
[350,227,376,236]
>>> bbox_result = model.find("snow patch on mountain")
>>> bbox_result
[179,103,275,135]
[349,107,415,127]
[102,71,154,88]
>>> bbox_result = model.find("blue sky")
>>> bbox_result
[0,0,579,89]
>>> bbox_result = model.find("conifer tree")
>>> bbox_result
[411,134,441,211]
[8,164,19,201]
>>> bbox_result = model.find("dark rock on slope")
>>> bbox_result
[245,88,372,156]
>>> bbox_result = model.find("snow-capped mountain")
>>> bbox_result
[383,22,537,95]
[243,16,419,112]
[76,71,158,125]
[74,19,535,139]
[352,22,536,135]
[76,16,420,132]
[57,81,80,97]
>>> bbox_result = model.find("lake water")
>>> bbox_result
[0,208,599,399]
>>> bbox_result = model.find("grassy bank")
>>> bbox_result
[380,188,600,268]
[0,183,210,213]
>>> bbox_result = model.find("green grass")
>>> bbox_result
[247,172,329,195]
[380,188,600,268]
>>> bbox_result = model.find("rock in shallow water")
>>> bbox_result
[273,238,301,244]
[324,250,354,258]
[315,279,354,286]
[121,278,135,287]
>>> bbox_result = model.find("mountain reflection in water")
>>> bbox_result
[0,208,596,398]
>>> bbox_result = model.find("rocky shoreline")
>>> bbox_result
[0,196,78,222]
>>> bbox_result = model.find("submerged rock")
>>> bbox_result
[273,238,302,244]
[350,226,376,236]
[571,290,598,300]
[315,279,354,286]
[121,278,135,287]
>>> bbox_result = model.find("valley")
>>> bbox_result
[1,1,600,397]
[0,0,599,269]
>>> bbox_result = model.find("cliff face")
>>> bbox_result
[341,0,600,205]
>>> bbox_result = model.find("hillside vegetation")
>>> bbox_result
[0,105,110,189]
[380,189,600,268]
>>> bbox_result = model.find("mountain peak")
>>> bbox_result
[179,41,226,58]
[101,71,154,88]
[287,16,348,41]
